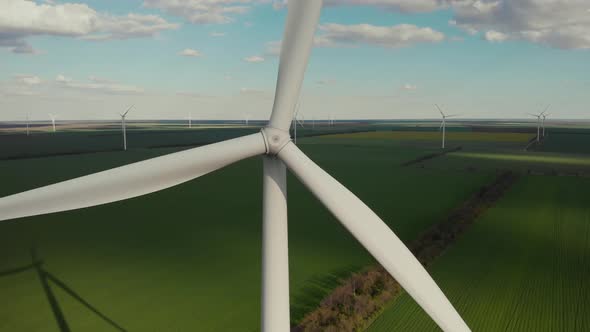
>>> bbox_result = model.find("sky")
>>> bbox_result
[0,0,589,121]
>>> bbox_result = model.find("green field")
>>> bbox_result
[0,134,490,331]
[423,150,590,176]
[535,131,590,155]
[367,176,590,331]
[322,131,535,151]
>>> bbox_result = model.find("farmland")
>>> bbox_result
[0,130,490,331]
[367,175,590,331]
[1,124,589,332]
[322,130,535,151]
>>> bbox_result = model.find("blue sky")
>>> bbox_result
[0,0,589,121]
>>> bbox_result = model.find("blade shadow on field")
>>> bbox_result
[25,245,127,332]
[0,260,42,278]
[31,247,71,332]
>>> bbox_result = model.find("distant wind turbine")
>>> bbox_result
[26,114,30,136]
[527,107,547,142]
[244,114,251,126]
[541,105,550,137]
[292,101,305,145]
[188,112,192,129]
[48,114,56,133]
[329,114,334,127]
[435,105,460,149]
[120,105,133,151]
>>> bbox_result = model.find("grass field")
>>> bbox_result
[325,131,533,143]
[0,128,259,159]
[0,135,491,331]
[367,176,590,331]
[535,132,590,155]
[322,131,535,151]
[423,150,590,175]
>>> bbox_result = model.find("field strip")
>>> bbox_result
[293,171,519,331]
[401,146,462,167]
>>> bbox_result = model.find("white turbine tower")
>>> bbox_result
[541,105,550,137]
[120,105,133,151]
[188,112,192,129]
[527,110,545,142]
[48,114,56,133]
[0,2,470,332]
[435,105,459,149]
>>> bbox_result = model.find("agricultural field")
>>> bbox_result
[367,175,590,331]
[425,151,590,176]
[322,130,535,151]
[0,125,370,160]
[534,130,590,155]
[0,133,491,331]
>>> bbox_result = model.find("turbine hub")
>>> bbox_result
[261,127,291,156]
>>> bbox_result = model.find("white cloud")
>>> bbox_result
[56,74,73,84]
[484,30,509,43]
[324,0,447,13]
[318,0,590,50]
[14,74,42,86]
[449,0,590,49]
[316,23,445,48]
[144,0,255,24]
[0,0,178,53]
[55,74,144,94]
[243,55,265,63]
[402,83,418,90]
[209,31,226,37]
[179,48,202,57]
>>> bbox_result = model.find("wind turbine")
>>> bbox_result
[188,112,192,129]
[329,113,334,127]
[120,105,133,151]
[541,105,550,137]
[0,2,470,332]
[527,110,545,142]
[26,114,30,136]
[436,105,460,149]
[48,114,56,133]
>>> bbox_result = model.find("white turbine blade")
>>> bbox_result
[445,114,461,118]
[278,142,470,332]
[439,121,444,131]
[435,104,444,117]
[526,113,540,117]
[123,105,134,117]
[0,133,266,222]
[296,118,305,128]
[267,0,322,131]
